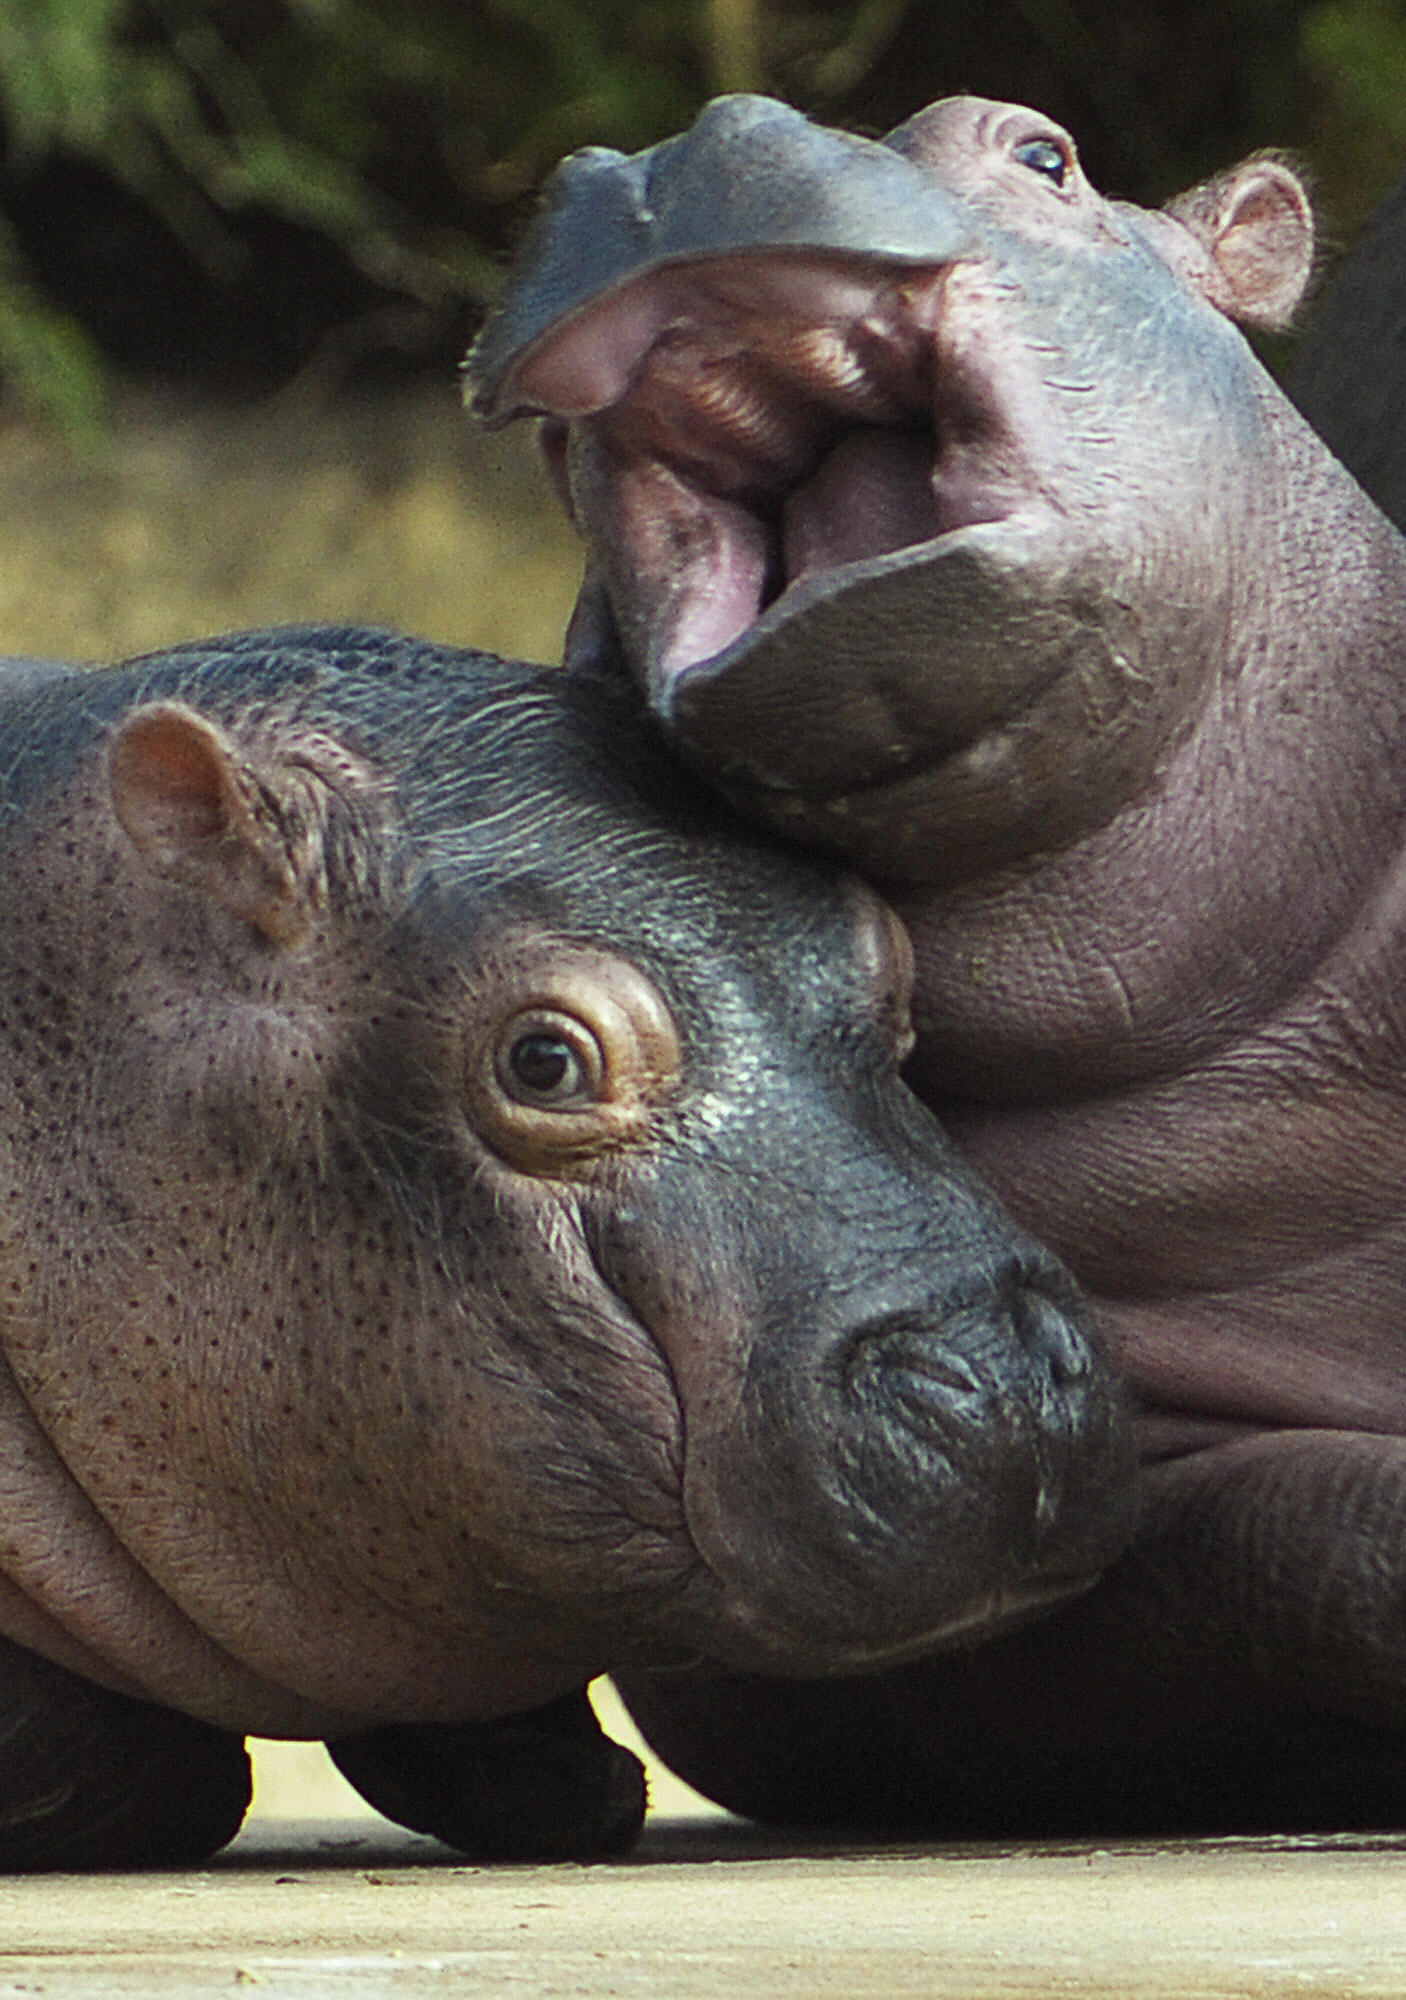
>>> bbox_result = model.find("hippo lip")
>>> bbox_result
[496,248,1054,717]
[705,1561,1099,1678]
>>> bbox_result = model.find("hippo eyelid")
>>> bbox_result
[1012,135,1073,188]
[461,935,683,1178]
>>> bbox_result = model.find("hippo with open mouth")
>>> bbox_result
[468,95,1406,1832]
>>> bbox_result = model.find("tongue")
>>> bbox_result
[782,430,940,584]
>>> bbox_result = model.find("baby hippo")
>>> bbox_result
[0,624,1129,1866]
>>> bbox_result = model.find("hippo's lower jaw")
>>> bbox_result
[517,252,1184,880]
[699,1563,1103,1682]
[533,254,1046,708]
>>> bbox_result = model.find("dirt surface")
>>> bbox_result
[1,1699,1403,1997]
[8,1817,1406,1997]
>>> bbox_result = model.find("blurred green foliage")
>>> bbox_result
[0,0,1405,428]
[1304,0,1406,147]
[0,0,912,426]
[1301,0,1406,233]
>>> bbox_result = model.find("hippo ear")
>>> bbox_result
[1165,157,1315,330]
[109,701,311,945]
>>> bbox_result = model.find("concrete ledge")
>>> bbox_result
[6,1820,1406,1997]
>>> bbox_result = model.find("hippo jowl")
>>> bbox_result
[470,94,1406,1833]
[0,622,1128,1865]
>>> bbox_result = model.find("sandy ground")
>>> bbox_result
[10,1813,1406,1996]
[0,1695,1401,1997]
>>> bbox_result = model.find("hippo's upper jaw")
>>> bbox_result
[468,94,1315,883]
[470,99,1050,700]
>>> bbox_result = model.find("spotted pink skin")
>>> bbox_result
[472,95,1406,1827]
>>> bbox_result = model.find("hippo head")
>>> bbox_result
[328,645,1133,1693]
[467,95,1316,885]
[4,631,1131,1732]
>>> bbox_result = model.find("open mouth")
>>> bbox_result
[485,248,1047,703]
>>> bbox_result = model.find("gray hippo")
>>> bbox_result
[467,95,1406,1832]
[0,622,1128,1866]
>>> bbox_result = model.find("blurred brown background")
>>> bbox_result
[0,391,582,664]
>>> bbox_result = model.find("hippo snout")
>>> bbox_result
[840,1261,1114,1543]
[597,1141,1133,1680]
[776,1258,1130,1664]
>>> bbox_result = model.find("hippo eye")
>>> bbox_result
[499,1014,604,1109]
[465,938,682,1178]
[508,1033,580,1099]
[1014,136,1070,186]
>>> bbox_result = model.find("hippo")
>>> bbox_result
[0,621,1129,1866]
[466,95,1406,1834]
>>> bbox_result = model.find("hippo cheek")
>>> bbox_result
[580,1169,1134,1679]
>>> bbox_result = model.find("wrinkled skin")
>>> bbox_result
[469,96,1406,1833]
[0,623,1128,1865]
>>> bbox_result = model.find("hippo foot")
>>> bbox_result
[0,1636,250,1870]
[618,1663,1406,1837]
[327,1689,647,1860]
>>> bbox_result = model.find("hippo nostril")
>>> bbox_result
[840,1270,1096,1425]
[1007,1280,1097,1390]
[842,1309,989,1413]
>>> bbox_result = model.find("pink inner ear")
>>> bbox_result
[1210,168,1314,330]
[1163,160,1314,332]
[1218,187,1304,295]
[112,708,234,852]
[109,701,309,944]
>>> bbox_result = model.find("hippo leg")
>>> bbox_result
[621,1434,1406,1837]
[613,1666,943,1828]
[0,1634,250,1869]
[619,1662,1406,1838]
[327,1688,647,1859]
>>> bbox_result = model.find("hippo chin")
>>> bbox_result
[471,96,1406,1834]
[0,623,1128,1866]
